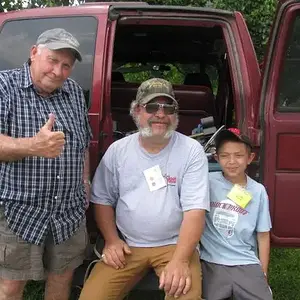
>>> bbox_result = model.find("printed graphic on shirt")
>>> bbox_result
[212,199,242,238]
[164,174,177,186]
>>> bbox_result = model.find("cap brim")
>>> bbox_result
[140,93,178,105]
[45,42,82,62]
[216,130,252,149]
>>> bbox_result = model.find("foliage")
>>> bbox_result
[0,0,80,12]
[1,0,277,58]
[144,0,277,59]
[211,0,277,59]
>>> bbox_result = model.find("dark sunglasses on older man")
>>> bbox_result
[142,102,178,115]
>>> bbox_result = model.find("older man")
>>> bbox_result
[80,78,209,300]
[0,28,91,300]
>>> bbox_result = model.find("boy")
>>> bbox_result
[200,128,273,300]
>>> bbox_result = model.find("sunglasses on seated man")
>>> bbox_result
[141,102,178,115]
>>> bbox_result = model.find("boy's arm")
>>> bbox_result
[256,186,272,277]
[257,231,270,277]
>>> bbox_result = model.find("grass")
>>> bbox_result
[24,248,300,300]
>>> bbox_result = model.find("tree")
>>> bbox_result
[0,0,79,12]
[143,0,277,58]
[0,0,277,57]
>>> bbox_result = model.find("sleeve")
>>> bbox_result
[180,143,210,212]
[90,145,119,206]
[256,186,272,232]
[0,75,9,135]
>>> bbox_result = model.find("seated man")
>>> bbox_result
[80,78,210,300]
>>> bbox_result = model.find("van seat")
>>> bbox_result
[111,82,215,135]
[184,73,213,91]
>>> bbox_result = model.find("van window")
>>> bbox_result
[110,23,229,137]
[0,16,97,105]
[277,14,300,112]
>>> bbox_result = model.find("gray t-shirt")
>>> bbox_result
[200,172,272,265]
[91,132,210,247]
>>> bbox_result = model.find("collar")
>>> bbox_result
[18,62,33,89]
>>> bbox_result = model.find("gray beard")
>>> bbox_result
[135,115,179,139]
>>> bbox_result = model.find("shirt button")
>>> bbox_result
[44,225,47,229]
[54,196,58,200]
[57,176,60,179]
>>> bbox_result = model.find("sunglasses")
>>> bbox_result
[142,103,178,115]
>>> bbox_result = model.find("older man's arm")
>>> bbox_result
[159,210,206,297]
[91,150,132,270]
[172,210,206,262]
[0,134,35,161]
[0,114,65,161]
[159,143,209,298]
[94,204,131,270]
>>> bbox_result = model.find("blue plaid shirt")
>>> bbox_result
[0,63,92,245]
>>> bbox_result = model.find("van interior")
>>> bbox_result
[109,20,235,156]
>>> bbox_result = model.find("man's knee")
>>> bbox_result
[46,269,74,291]
[0,279,26,297]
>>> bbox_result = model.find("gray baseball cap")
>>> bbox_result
[36,28,82,62]
[136,78,178,105]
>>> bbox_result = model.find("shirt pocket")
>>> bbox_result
[9,102,45,138]
[56,118,86,151]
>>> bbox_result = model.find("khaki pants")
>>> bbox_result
[79,245,202,300]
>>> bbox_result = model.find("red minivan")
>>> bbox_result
[0,0,299,256]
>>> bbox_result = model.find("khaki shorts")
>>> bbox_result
[0,208,88,281]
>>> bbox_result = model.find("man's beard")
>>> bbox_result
[134,115,179,139]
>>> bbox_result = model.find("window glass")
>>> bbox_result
[277,15,300,112]
[0,17,97,104]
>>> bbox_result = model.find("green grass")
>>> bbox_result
[24,248,300,300]
[268,248,300,300]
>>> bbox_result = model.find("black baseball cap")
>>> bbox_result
[215,128,253,151]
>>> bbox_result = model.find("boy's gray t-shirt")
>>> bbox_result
[200,172,272,265]
[91,132,210,247]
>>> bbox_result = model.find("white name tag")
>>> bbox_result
[143,165,167,192]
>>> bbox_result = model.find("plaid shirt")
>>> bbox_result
[0,63,92,245]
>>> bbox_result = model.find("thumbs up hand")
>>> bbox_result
[31,113,65,158]
[43,113,56,131]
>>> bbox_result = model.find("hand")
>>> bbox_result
[159,259,192,298]
[31,113,65,158]
[264,272,269,283]
[102,238,132,270]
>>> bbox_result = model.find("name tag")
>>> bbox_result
[227,184,252,208]
[143,165,166,192]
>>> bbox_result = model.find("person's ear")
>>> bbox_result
[30,45,38,62]
[247,152,255,165]
[214,153,219,162]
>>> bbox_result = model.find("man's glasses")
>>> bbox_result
[142,103,178,115]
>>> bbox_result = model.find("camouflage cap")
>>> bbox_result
[136,78,178,105]
[36,28,82,62]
